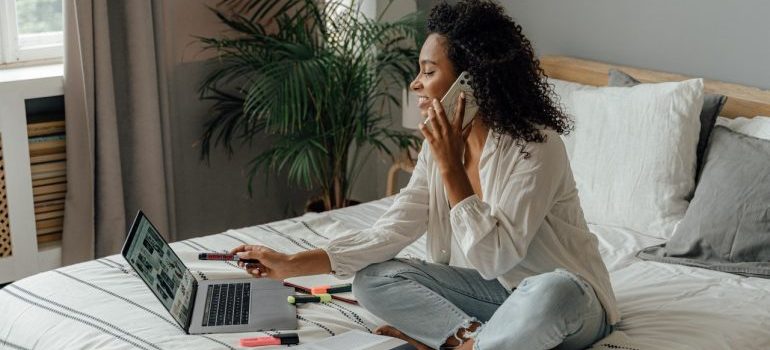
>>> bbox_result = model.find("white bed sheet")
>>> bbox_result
[1,197,769,349]
[587,224,770,350]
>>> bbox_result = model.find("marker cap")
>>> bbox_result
[239,333,299,347]
[287,294,332,304]
[310,285,331,294]
[311,283,352,295]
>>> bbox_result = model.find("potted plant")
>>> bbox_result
[198,0,422,211]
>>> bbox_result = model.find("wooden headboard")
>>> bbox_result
[540,56,770,119]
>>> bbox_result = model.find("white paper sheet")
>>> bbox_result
[295,330,412,350]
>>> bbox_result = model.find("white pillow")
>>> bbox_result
[715,116,770,140]
[548,78,597,158]
[568,79,704,239]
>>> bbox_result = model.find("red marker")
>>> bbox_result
[198,252,259,264]
[239,333,299,347]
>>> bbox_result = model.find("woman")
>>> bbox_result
[231,1,618,349]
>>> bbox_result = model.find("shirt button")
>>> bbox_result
[441,250,447,254]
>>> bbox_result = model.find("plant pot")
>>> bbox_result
[304,196,362,213]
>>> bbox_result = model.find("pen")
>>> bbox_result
[311,283,352,295]
[239,333,299,347]
[287,294,332,304]
[197,252,259,264]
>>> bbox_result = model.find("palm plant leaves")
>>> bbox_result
[199,0,422,208]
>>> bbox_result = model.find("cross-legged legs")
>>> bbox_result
[353,259,612,350]
[353,258,510,349]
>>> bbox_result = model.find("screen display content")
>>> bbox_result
[125,216,195,328]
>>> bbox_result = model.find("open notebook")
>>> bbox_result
[295,330,415,350]
[284,274,357,304]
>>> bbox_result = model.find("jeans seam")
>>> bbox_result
[400,278,473,348]
[392,260,507,305]
[554,269,591,297]
[396,270,505,306]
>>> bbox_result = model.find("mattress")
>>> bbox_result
[2,197,770,349]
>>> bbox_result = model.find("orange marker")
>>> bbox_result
[311,283,352,295]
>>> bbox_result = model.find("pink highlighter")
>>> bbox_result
[239,333,299,347]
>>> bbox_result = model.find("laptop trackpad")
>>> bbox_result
[249,285,297,331]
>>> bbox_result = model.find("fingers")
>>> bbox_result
[431,99,450,133]
[229,244,247,254]
[453,92,466,130]
[230,244,258,254]
[232,245,285,280]
[462,122,473,140]
[236,250,262,262]
[245,262,269,278]
[419,109,436,143]
[232,245,265,266]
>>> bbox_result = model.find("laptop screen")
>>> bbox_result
[122,211,196,330]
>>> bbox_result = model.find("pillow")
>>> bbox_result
[568,79,704,238]
[637,126,770,277]
[716,115,770,140]
[608,69,728,180]
[548,78,597,159]
[549,78,597,105]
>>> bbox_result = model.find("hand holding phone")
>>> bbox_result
[418,71,479,202]
[424,71,479,129]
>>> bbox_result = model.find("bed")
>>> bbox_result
[2,57,770,349]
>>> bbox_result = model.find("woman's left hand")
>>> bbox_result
[419,93,473,175]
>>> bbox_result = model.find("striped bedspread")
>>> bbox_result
[0,198,424,349]
[3,196,770,349]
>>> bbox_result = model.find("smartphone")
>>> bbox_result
[432,71,479,129]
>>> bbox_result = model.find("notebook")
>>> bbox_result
[295,330,415,350]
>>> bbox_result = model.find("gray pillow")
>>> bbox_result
[637,126,770,277]
[608,69,727,180]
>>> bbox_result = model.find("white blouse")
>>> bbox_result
[324,129,620,324]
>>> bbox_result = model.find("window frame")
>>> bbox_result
[0,0,64,67]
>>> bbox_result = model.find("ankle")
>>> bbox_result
[440,339,474,350]
[440,321,481,349]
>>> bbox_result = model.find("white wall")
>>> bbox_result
[503,0,770,90]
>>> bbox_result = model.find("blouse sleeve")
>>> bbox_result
[323,141,431,277]
[449,137,566,280]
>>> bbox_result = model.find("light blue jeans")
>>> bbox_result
[353,259,612,350]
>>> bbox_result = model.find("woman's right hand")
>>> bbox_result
[230,245,296,280]
[229,245,334,280]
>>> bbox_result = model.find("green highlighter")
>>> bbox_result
[288,293,332,304]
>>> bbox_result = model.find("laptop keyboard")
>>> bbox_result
[202,282,250,327]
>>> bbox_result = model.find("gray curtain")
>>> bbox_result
[62,0,176,264]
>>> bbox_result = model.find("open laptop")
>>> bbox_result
[121,210,297,334]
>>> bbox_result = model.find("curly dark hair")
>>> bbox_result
[427,0,570,146]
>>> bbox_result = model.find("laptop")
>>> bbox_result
[121,210,297,334]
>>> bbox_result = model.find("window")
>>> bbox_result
[0,0,63,66]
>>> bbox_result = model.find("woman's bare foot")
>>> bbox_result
[456,339,475,350]
[375,325,434,350]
